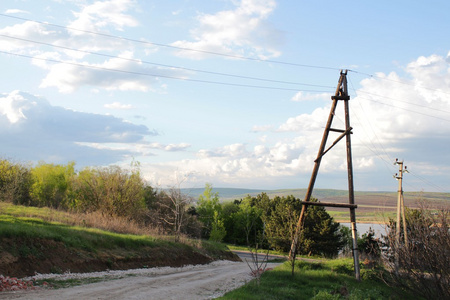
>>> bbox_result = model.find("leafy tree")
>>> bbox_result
[196,183,222,238]
[30,161,76,209]
[0,159,32,205]
[223,196,264,246]
[222,200,242,244]
[73,165,146,218]
[209,210,227,242]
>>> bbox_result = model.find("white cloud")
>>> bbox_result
[0,91,156,166]
[0,1,164,93]
[278,106,329,132]
[171,0,282,59]
[0,21,61,52]
[38,54,182,93]
[104,101,134,109]
[149,142,191,152]
[251,124,274,132]
[68,0,138,33]
[4,9,30,14]
[291,92,330,102]
[140,52,450,190]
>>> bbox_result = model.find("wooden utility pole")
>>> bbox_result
[289,70,360,281]
[394,159,408,273]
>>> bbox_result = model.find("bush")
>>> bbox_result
[383,203,450,300]
[0,159,32,205]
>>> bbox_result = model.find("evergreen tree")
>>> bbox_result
[299,199,344,257]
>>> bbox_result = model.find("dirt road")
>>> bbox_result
[2,258,283,300]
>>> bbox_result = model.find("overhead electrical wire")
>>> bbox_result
[347,76,448,192]
[1,15,449,192]
[0,34,335,90]
[407,170,447,193]
[1,13,447,96]
[0,50,331,93]
[1,13,448,125]
[349,69,450,96]
[355,89,450,116]
[347,78,395,175]
[359,96,450,123]
[0,13,341,71]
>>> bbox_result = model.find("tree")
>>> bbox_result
[196,183,222,239]
[262,195,302,252]
[73,165,146,218]
[209,211,227,242]
[299,199,344,257]
[224,196,264,246]
[357,227,381,260]
[155,187,193,240]
[30,161,76,209]
[0,159,32,205]
[257,195,343,257]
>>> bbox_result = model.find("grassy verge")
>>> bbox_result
[0,202,236,279]
[219,258,417,300]
[226,244,286,256]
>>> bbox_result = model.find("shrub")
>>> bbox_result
[382,203,450,300]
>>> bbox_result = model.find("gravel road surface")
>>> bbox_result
[2,255,283,300]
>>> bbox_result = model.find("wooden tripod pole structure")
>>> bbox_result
[289,70,361,281]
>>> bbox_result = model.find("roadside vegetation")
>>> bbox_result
[219,258,416,300]
[1,158,448,298]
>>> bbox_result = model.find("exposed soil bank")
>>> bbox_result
[0,237,240,278]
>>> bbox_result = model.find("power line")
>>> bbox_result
[0,13,341,71]
[356,89,450,116]
[358,96,450,123]
[0,34,335,89]
[407,170,447,193]
[0,50,331,93]
[2,13,448,97]
[347,78,395,176]
[349,69,450,97]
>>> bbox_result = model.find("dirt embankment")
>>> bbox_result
[0,238,240,278]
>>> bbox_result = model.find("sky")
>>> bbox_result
[0,0,450,193]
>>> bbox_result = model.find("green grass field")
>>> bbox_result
[219,259,417,300]
[0,202,235,278]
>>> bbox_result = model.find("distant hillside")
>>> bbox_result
[181,188,449,209]
[179,188,266,200]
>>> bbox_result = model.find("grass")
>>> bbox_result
[0,214,163,252]
[0,201,159,236]
[0,202,232,274]
[328,210,395,224]
[219,258,417,300]
[226,244,287,256]
[0,202,229,252]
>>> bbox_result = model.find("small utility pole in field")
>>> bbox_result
[394,159,408,273]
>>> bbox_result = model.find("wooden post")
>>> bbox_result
[394,160,408,273]
[343,75,360,281]
[289,70,361,281]
[289,73,343,260]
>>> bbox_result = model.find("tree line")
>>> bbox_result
[1,159,354,257]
